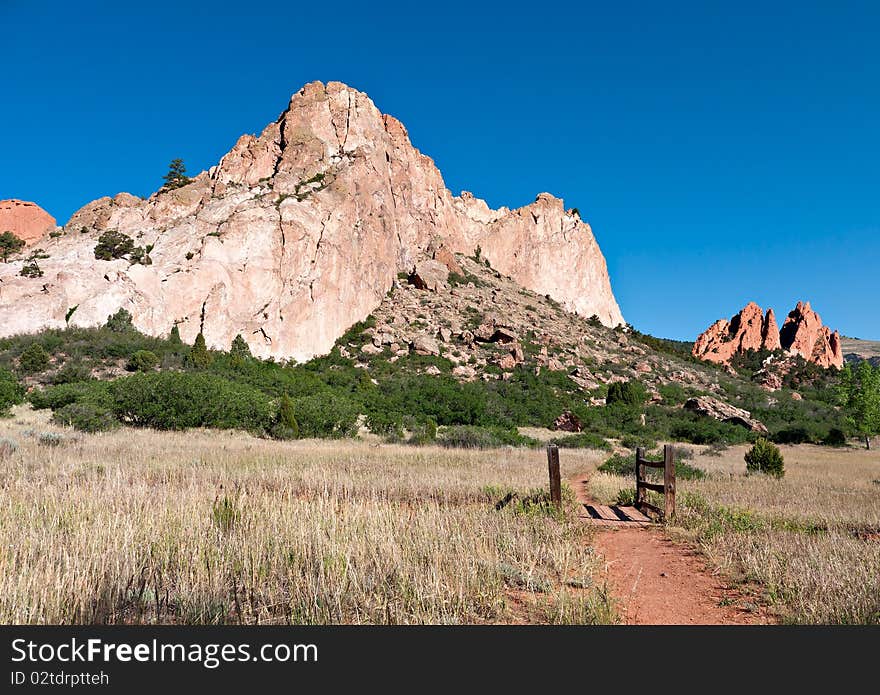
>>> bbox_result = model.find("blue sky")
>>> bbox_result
[3,1,878,340]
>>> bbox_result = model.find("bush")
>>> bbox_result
[407,418,437,446]
[111,372,274,433]
[127,350,159,372]
[37,432,64,447]
[436,426,538,449]
[19,343,49,373]
[823,428,847,447]
[597,453,634,476]
[271,393,300,440]
[744,437,785,478]
[290,393,359,439]
[0,368,25,415]
[606,380,646,407]
[230,334,252,364]
[50,361,92,385]
[105,308,134,333]
[29,381,112,411]
[94,230,135,261]
[0,437,17,459]
[52,401,118,433]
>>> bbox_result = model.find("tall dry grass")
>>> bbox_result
[0,407,613,625]
[590,443,880,624]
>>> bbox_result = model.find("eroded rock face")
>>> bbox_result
[0,200,56,246]
[0,81,624,360]
[693,301,843,369]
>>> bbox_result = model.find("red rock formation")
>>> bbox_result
[762,308,781,351]
[0,200,56,246]
[779,302,843,368]
[693,300,843,369]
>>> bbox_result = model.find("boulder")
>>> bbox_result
[684,396,769,434]
[0,200,56,246]
[410,335,440,356]
[409,259,449,292]
[552,411,582,432]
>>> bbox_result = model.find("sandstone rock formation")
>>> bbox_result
[693,301,843,369]
[0,81,624,361]
[684,396,768,434]
[0,200,56,247]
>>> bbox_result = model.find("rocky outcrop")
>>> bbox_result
[0,200,56,247]
[0,81,624,360]
[779,302,843,369]
[693,301,843,369]
[684,396,768,434]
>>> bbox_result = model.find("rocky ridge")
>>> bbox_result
[693,301,843,369]
[0,81,623,361]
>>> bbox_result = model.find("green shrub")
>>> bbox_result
[50,361,92,385]
[230,334,252,364]
[111,372,274,433]
[29,381,112,411]
[606,380,646,407]
[271,393,300,440]
[105,308,134,333]
[127,350,159,372]
[169,324,182,345]
[290,393,359,439]
[597,453,634,476]
[19,343,49,373]
[52,401,119,432]
[823,427,847,447]
[0,231,25,261]
[407,417,437,446]
[744,437,785,478]
[0,368,25,415]
[0,437,17,459]
[94,230,135,261]
[436,426,538,449]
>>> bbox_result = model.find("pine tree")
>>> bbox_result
[186,332,213,368]
[162,158,191,191]
[0,231,25,262]
[273,393,300,440]
[230,334,252,365]
[169,324,182,345]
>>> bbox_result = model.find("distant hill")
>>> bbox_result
[840,337,880,367]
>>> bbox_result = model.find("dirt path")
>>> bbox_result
[570,474,768,625]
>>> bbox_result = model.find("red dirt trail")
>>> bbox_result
[570,474,769,625]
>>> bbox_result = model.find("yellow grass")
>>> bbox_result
[589,443,880,624]
[0,406,613,625]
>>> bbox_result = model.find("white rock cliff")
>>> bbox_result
[0,81,624,360]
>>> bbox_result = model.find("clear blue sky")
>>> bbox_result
[3,1,878,340]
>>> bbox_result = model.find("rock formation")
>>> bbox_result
[684,396,768,434]
[693,301,843,369]
[0,81,624,360]
[0,200,57,246]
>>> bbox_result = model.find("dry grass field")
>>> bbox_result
[0,406,612,625]
[590,443,880,624]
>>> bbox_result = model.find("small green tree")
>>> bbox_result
[0,231,25,262]
[19,343,49,374]
[744,437,785,477]
[186,332,213,368]
[272,393,300,440]
[840,362,880,450]
[20,259,43,277]
[162,159,191,191]
[94,230,135,261]
[606,379,647,408]
[0,368,25,415]
[169,324,182,345]
[230,334,252,365]
[105,308,133,332]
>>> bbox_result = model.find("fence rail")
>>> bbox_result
[635,445,676,520]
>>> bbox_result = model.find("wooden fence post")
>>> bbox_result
[547,444,561,508]
[635,446,645,509]
[664,444,676,520]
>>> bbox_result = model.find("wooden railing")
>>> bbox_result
[635,445,676,520]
